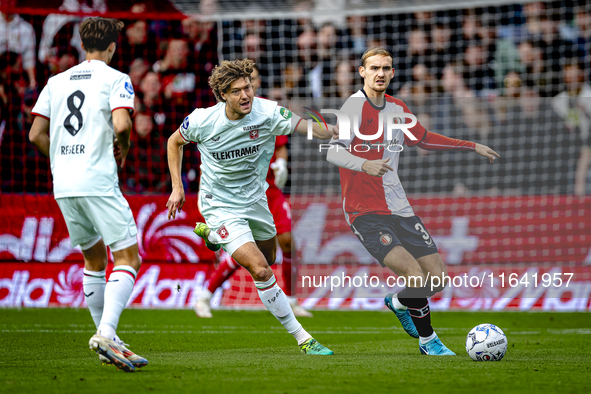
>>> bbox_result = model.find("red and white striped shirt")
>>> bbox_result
[330,89,474,224]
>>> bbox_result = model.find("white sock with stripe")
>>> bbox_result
[98,266,137,340]
[254,275,311,345]
[83,269,106,328]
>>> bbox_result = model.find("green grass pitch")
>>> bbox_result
[1,309,590,393]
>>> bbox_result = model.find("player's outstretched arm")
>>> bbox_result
[416,130,500,164]
[29,116,50,157]
[166,129,186,220]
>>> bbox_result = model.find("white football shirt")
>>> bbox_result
[32,59,134,198]
[179,97,298,207]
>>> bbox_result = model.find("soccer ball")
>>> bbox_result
[465,323,508,361]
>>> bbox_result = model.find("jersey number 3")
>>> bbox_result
[64,90,85,136]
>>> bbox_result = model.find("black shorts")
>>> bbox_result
[350,214,438,266]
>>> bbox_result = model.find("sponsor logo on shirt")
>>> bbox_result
[244,124,263,131]
[212,144,261,160]
[70,74,91,80]
[125,82,134,95]
[280,107,292,120]
[181,116,190,132]
[211,136,220,142]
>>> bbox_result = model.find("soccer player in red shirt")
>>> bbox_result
[194,66,312,318]
[327,47,499,355]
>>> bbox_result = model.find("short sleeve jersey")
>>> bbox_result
[329,89,427,223]
[32,59,134,198]
[179,97,294,207]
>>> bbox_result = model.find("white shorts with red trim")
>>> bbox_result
[198,192,277,256]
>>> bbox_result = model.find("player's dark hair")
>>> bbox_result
[361,47,393,68]
[209,58,255,102]
[79,17,124,52]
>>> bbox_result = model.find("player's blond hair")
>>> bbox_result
[208,59,255,102]
[361,47,393,68]
[79,17,124,52]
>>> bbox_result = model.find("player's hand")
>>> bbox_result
[361,158,394,177]
[332,123,340,140]
[166,187,185,220]
[475,143,500,164]
[270,158,288,189]
[113,137,129,168]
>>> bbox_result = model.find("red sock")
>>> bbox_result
[282,252,294,297]
[207,254,239,293]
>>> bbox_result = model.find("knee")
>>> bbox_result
[403,267,425,285]
[252,265,273,282]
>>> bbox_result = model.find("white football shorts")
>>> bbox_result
[198,191,277,256]
[56,189,138,252]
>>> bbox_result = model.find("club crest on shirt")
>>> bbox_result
[249,129,259,140]
[379,232,392,246]
[217,225,230,240]
[124,81,134,95]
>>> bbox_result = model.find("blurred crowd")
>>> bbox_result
[1,0,591,195]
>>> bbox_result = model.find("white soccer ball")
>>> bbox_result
[465,323,508,361]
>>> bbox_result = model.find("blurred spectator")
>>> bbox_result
[182,15,218,93]
[129,58,150,89]
[552,60,591,194]
[47,46,78,76]
[492,70,523,124]
[297,27,318,97]
[121,109,169,193]
[551,60,591,133]
[413,11,433,33]
[0,51,25,191]
[439,62,491,139]
[462,40,495,93]
[267,83,288,107]
[0,12,36,87]
[335,60,355,98]
[344,15,367,56]
[282,63,307,98]
[498,1,545,43]
[575,6,591,78]
[38,0,107,65]
[154,38,196,127]
[112,19,158,73]
[317,23,339,97]
[432,23,458,76]
[138,71,172,137]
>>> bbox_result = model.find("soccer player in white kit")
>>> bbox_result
[166,58,334,355]
[29,17,147,372]
[327,47,500,355]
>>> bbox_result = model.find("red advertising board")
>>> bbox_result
[1,194,590,310]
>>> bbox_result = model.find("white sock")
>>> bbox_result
[254,275,312,345]
[200,289,213,300]
[419,331,437,345]
[83,269,106,328]
[98,266,137,340]
[391,292,407,310]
